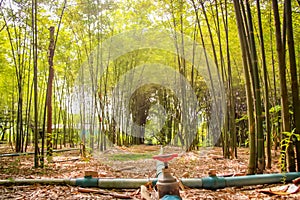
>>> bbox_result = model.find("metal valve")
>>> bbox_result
[153,153,180,199]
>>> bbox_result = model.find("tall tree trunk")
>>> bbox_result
[46,26,55,158]
[270,9,279,151]
[272,0,295,172]
[32,0,39,168]
[285,0,300,171]
[257,0,271,169]
[244,0,265,173]
[220,0,231,158]
[233,0,256,174]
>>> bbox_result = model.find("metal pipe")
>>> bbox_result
[97,178,157,189]
[74,177,158,188]
[154,152,180,198]
[155,147,165,179]
[0,178,155,188]
[181,172,300,190]
[0,173,299,190]
[0,178,75,185]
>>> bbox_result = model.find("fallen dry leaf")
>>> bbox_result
[259,184,300,195]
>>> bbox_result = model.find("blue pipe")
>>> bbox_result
[181,172,300,190]
[75,177,157,189]
[74,172,300,190]
[1,172,300,190]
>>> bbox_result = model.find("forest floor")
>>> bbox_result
[0,144,300,199]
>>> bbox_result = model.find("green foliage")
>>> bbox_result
[269,105,281,114]
[235,114,248,123]
[279,129,298,172]
[282,129,300,142]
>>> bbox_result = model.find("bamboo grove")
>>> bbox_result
[0,0,300,174]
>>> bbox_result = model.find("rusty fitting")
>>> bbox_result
[156,168,180,198]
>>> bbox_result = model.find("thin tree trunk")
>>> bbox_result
[220,0,230,158]
[245,0,265,173]
[272,0,295,172]
[32,0,39,168]
[233,0,256,174]
[285,0,300,171]
[257,0,271,169]
[46,26,55,158]
[270,8,279,151]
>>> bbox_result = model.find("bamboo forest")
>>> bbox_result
[0,0,300,199]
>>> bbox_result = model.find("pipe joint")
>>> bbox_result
[201,176,226,190]
[76,177,98,187]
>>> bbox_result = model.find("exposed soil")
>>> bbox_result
[0,145,299,199]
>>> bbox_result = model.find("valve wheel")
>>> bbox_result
[153,153,178,162]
